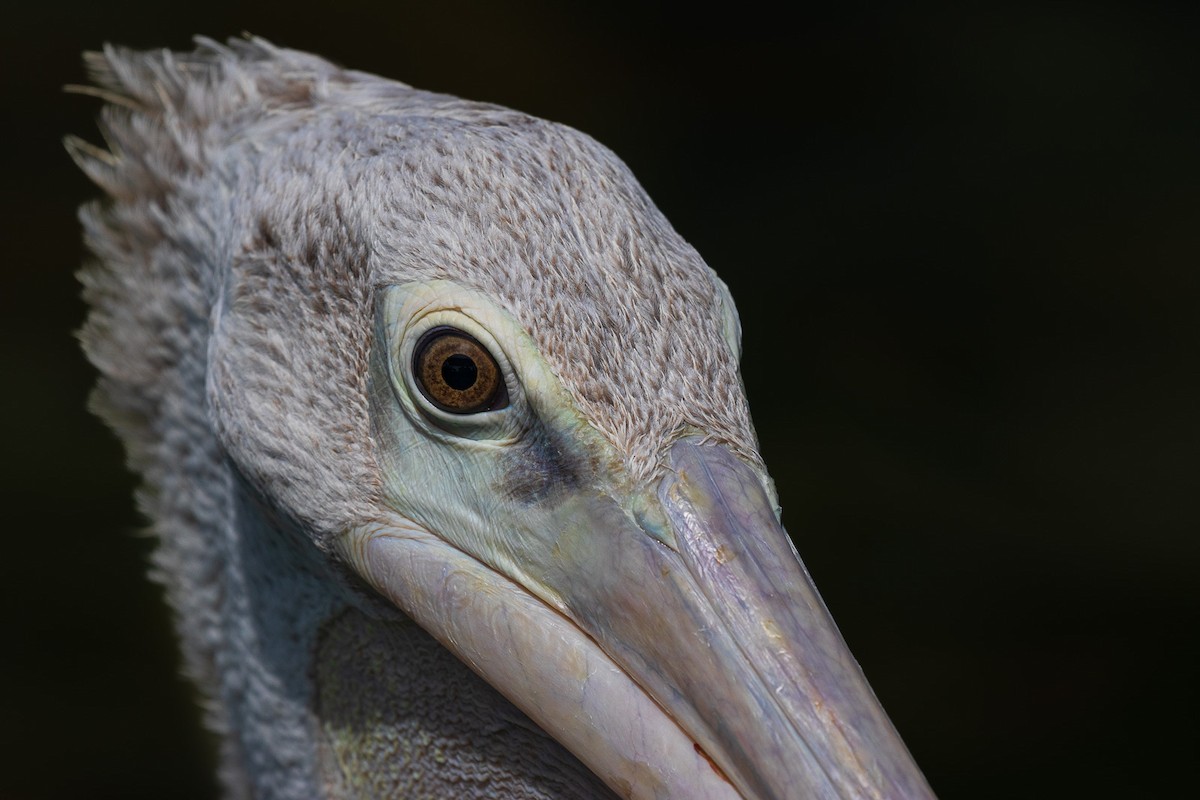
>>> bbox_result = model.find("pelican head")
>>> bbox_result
[72,37,935,800]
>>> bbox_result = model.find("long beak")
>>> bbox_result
[343,439,935,799]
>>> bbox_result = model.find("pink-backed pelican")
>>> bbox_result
[70,36,935,800]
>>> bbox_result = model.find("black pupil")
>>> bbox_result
[441,354,478,390]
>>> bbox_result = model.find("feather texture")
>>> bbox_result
[74,37,758,798]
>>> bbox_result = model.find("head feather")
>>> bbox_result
[75,36,759,539]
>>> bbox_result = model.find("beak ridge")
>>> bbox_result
[658,440,935,799]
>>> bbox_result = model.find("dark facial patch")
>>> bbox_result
[501,422,585,505]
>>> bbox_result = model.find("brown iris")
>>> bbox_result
[412,327,508,414]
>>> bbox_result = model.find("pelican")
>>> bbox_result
[71,37,936,800]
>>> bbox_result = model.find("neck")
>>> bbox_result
[214,474,347,798]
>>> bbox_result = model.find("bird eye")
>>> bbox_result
[412,327,509,414]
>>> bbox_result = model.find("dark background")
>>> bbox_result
[3,2,1196,798]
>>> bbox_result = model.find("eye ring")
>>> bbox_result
[412,326,509,414]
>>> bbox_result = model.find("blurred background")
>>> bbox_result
[3,1,1197,798]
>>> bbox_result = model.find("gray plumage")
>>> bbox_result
[73,37,749,799]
